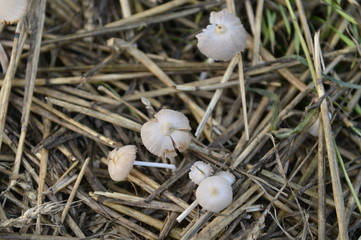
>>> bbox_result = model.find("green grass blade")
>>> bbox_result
[313,16,355,47]
[273,108,318,139]
[322,74,361,90]
[335,141,361,214]
[285,0,317,83]
[266,9,276,53]
[278,3,291,36]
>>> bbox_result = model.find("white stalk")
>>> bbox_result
[195,54,239,138]
[133,161,176,170]
[176,199,199,222]
[238,56,249,141]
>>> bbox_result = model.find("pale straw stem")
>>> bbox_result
[195,55,239,138]
[252,0,264,65]
[225,0,236,15]
[313,31,348,240]
[0,43,8,72]
[60,158,90,223]
[120,0,134,39]
[176,199,199,222]
[245,0,255,35]
[133,161,176,170]
[238,56,249,141]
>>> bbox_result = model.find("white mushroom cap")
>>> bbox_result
[107,145,137,181]
[141,109,192,158]
[308,112,332,137]
[215,171,236,185]
[0,0,27,24]
[196,176,233,212]
[196,9,247,61]
[189,161,214,185]
[307,118,320,137]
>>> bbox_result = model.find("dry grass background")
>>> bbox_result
[0,0,360,239]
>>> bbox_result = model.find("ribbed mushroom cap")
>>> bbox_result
[0,0,27,24]
[107,145,137,181]
[196,9,247,61]
[189,161,214,185]
[141,109,191,158]
[196,176,233,212]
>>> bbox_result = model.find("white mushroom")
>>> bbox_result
[0,0,27,24]
[308,112,332,137]
[176,175,233,222]
[189,161,214,185]
[196,9,247,61]
[141,109,192,158]
[215,170,236,185]
[196,176,233,212]
[107,145,176,182]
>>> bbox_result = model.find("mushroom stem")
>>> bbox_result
[176,199,199,222]
[133,161,176,170]
[195,54,239,138]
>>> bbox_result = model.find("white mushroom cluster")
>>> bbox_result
[196,9,247,61]
[105,96,233,223]
[141,109,192,158]
[107,108,192,182]
[195,168,235,212]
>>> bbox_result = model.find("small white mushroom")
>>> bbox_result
[141,109,192,158]
[176,175,233,222]
[189,161,214,185]
[308,112,332,137]
[215,170,236,185]
[107,145,176,181]
[196,176,233,212]
[0,0,27,24]
[196,9,247,61]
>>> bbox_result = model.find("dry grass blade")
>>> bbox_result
[10,0,47,188]
[0,42,9,73]
[36,106,51,234]
[46,97,142,132]
[106,0,190,27]
[317,121,326,239]
[252,0,264,65]
[15,96,122,147]
[0,233,81,240]
[295,0,314,54]
[0,73,154,87]
[102,201,182,239]
[0,21,26,150]
[195,55,239,138]
[91,191,183,212]
[238,56,249,141]
[313,32,348,239]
